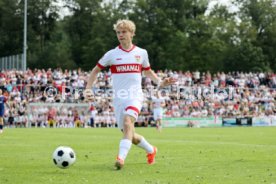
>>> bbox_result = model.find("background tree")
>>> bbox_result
[0,0,23,57]
[0,0,275,72]
[24,0,62,68]
[232,0,276,71]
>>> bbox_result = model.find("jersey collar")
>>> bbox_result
[118,44,136,53]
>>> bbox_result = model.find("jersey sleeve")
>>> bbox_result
[97,50,112,69]
[142,50,151,71]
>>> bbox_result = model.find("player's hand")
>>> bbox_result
[160,77,178,87]
[83,89,94,102]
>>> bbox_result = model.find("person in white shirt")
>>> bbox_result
[84,19,176,170]
[151,91,166,132]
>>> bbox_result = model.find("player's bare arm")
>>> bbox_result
[84,65,101,101]
[143,69,177,88]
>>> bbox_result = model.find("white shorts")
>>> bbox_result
[114,100,142,130]
[153,108,163,121]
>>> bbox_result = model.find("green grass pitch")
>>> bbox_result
[0,127,276,184]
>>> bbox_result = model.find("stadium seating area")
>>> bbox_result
[0,68,275,127]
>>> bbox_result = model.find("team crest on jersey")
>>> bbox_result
[135,55,141,62]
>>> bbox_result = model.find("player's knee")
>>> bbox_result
[123,120,133,131]
[124,115,134,125]
[123,115,135,138]
[123,121,134,136]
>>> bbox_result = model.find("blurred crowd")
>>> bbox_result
[0,68,275,128]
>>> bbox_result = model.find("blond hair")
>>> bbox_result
[113,19,136,34]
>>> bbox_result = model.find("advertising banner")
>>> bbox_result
[162,117,222,128]
[252,116,276,126]
[222,118,237,126]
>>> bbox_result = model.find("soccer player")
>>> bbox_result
[0,89,7,134]
[151,91,166,132]
[84,19,176,170]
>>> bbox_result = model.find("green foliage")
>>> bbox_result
[0,0,23,56]
[28,22,76,69]
[1,0,276,72]
[238,0,276,72]
[224,41,268,72]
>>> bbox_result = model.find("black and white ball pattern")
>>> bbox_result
[53,146,76,169]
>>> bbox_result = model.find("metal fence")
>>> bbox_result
[0,54,24,71]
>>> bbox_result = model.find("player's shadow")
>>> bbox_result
[80,161,147,172]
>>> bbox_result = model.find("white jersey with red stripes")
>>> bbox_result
[97,45,150,104]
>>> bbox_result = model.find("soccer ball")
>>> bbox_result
[52,146,76,169]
